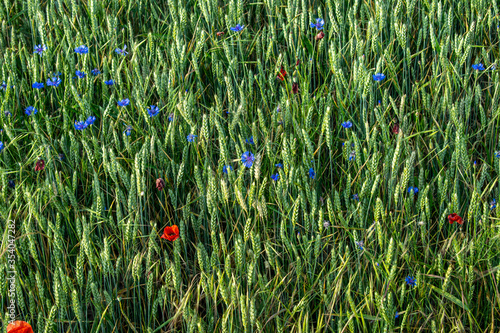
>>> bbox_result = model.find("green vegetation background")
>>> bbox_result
[0,0,500,332]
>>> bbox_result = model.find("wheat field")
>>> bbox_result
[1,0,500,332]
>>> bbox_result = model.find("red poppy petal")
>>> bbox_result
[7,321,34,333]
[161,225,179,241]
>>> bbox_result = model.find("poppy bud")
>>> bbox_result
[35,159,45,171]
[156,178,165,191]
[277,66,287,81]
[296,59,300,66]
[292,82,299,94]
[392,123,399,134]
[216,31,224,36]
[315,31,325,40]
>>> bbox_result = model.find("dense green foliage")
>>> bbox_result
[1,0,500,332]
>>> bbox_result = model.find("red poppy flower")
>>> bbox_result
[315,31,325,40]
[35,159,45,171]
[216,31,224,36]
[7,321,34,333]
[292,82,299,94]
[277,66,287,81]
[392,123,399,134]
[448,213,463,225]
[296,59,300,66]
[161,225,179,241]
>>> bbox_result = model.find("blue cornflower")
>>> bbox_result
[241,151,255,168]
[472,63,485,71]
[496,151,500,158]
[33,44,47,56]
[342,121,353,128]
[271,173,279,181]
[230,24,244,32]
[408,186,419,194]
[47,77,61,87]
[0,81,6,90]
[355,241,364,250]
[8,180,15,188]
[4,111,11,116]
[309,168,315,179]
[310,18,325,30]
[59,153,65,161]
[85,116,96,126]
[75,70,86,79]
[223,165,233,174]
[349,151,356,161]
[168,113,174,122]
[275,163,283,168]
[490,199,496,210]
[246,136,254,144]
[187,134,197,142]
[0,141,4,153]
[105,80,115,85]
[25,106,38,116]
[124,125,132,136]
[276,106,281,112]
[373,73,386,81]
[117,98,130,107]
[147,105,160,117]
[115,45,128,56]
[353,194,359,201]
[74,120,87,130]
[74,45,89,54]
[395,312,399,319]
[405,276,417,287]
[91,68,101,76]
[32,82,44,89]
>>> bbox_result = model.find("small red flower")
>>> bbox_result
[315,31,325,40]
[277,66,287,81]
[161,225,179,241]
[448,213,463,225]
[392,123,399,134]
[296,59,300,66]
[7,321,34,333]
[292,82,299,94]
[35,159,45,171]
[156,178,165,191]
[216,31,224,36]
